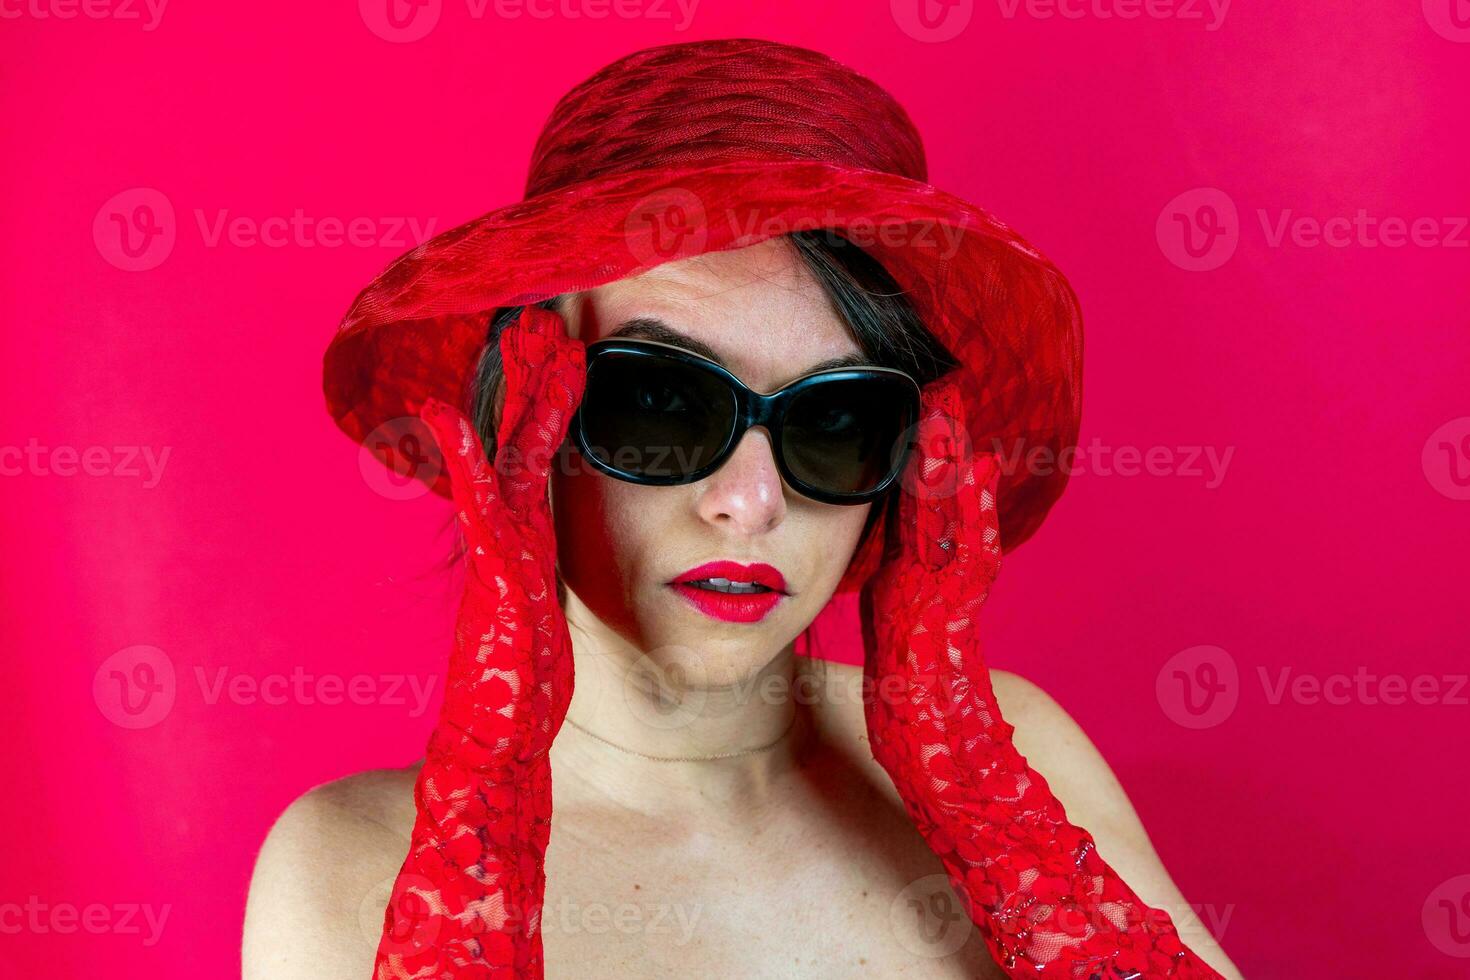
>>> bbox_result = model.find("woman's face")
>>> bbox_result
[548,237,872,685]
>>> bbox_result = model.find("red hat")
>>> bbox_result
[324,37,1083,594]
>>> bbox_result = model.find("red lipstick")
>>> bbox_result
[668,560,789,623]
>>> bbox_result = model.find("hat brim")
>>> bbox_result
[324,158,1082,591]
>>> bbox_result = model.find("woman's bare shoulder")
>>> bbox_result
[241,764,421,979]
[816,659,1242,979]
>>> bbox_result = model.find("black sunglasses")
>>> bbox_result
[567,338,921,505]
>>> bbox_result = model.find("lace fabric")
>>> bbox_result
[372,308,584,978]
[860,378,1223,979]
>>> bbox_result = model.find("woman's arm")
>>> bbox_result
[861,377,1235,978]
[989,670,1244,980]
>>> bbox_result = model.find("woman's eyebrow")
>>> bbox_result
[607,316,872,373]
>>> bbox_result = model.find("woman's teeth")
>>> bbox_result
[688,577,770,594]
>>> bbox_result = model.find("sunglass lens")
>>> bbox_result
[578,352,735,481]
[782,377,912,496]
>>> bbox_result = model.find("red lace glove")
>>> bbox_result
[860,376,1224,980]
[371,307,585,979]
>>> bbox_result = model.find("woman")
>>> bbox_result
[244,39,1243,979]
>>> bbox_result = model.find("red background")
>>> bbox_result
[3,2,1467,976]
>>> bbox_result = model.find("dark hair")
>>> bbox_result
[458,229,959,612]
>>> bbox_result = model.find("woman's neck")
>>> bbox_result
[550,601,825,816]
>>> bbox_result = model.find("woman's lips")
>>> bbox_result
[670,560,788,592]
[668,582,785,623]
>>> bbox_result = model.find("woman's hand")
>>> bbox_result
[860,375,1224,980]
[371,306,585,979]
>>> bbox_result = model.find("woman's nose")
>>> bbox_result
[693,427,787,535]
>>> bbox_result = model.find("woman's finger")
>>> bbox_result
[420,396,499,535]
[965,451,1005,588]
[901,374,970,573]
[494,305,587,518]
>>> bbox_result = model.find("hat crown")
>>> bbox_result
[525,38,928,198]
